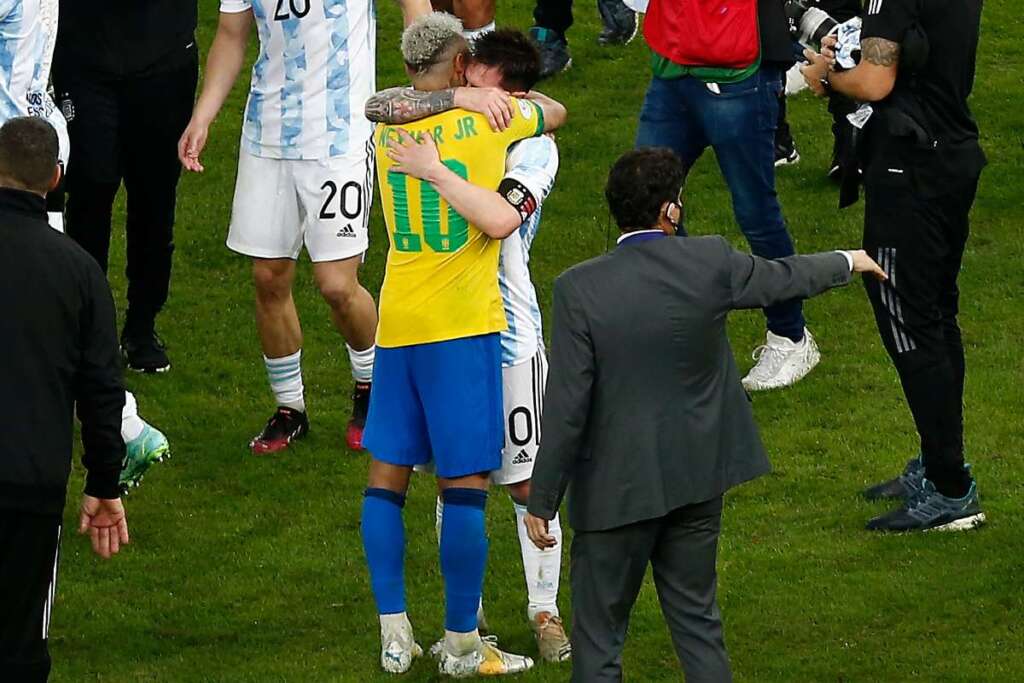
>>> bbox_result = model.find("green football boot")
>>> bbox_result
[119,422,170,494]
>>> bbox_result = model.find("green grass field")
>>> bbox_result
[52,0,1023,680]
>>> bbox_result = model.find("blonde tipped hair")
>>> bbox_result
[401,12,465,74]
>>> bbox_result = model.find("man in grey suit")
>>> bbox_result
[524,148,885,682]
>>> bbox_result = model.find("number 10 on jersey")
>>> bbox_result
[386,160,470,254]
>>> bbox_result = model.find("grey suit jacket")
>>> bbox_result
[527,234,852,532]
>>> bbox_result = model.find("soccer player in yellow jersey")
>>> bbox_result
[358,13,566,677]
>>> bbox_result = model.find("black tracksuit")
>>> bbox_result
[0,188,125,680]
[859,0,986,498]
[51,0,198,336]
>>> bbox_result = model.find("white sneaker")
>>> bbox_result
[379,613,423,674]
[435,633,534,678]
[741,328,820,392]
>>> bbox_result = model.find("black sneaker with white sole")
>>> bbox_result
[863,456,925,501]
[597,0,638,45]
[530,27,571,79]
[866,479,986,533]
[121,329,170,373]
[774,139,800,167]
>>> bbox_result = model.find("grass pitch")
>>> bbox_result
[53,0,1023,680]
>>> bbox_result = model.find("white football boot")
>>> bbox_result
[435,633,533,678]
[379,613,423,674]
[742,328,821,392]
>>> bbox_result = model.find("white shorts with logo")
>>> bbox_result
[227,147,373,262]
[492,348,548,486]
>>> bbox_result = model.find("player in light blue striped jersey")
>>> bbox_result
[179,0,430,455]
[363,28,571,664]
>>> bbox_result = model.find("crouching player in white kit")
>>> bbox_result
[178,0,429,454]
[365,28,570,663]
[0,0,170,493]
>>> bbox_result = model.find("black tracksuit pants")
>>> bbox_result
[54,48,198,335]
[862,164,981,498]
[0,513,62,682]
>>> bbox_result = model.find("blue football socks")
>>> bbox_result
[361,487,407,615]
[440,487,489,633]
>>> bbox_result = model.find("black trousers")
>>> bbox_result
[569,497,731,683]
[0,512,62,682]
[534,0,574,37]
[862,165,981,497]
[55,48,198,333]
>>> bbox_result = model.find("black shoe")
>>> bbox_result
[530,27,571,79]
[863,456,925,501]
[866,479,986,532]
[597,0,638,46]
[774,139,800,167]
[346,382,371,451]
[121,329,170,373]
[250,406,309,455]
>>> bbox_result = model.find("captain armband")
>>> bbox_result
[498,177,538,223]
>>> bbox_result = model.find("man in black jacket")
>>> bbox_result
[52,0,199,372]
[0,118,130,681]
[802,0,987,532]
[524,148,884,682]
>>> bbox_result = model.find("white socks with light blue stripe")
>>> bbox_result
[265,350,305,412]
[346,344,375,383]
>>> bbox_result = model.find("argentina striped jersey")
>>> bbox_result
[0,0,68,161]
[498,135,559,367]
[221,0,376,159]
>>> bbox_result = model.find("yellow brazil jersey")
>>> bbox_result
[375,98,545,348]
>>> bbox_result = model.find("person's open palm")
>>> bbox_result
[78,495,130,559]
[387,129,443,180]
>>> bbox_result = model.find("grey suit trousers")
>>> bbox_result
[569,496,731,683]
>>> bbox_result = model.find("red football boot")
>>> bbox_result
[250,406,309,455]
[345,382,371,451]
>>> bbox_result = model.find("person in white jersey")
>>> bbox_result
[178,0,429,456]
[364,28,571,664]
[0,0,171,494]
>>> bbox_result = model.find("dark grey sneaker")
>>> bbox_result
[530,27,571,79]
[863,456,924,501]
[866,479,986,532]
[597,0,638,45]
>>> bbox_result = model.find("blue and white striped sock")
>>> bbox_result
[264,350,305,412]
[346,344,375,383]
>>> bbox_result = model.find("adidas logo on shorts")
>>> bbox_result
[512,449,532,465]
[336,223,356,238]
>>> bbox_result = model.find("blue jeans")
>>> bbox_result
[636,66,806,341]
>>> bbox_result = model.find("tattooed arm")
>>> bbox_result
[366,86,518,130]
[364,87,457,125]
[804,37,900,102]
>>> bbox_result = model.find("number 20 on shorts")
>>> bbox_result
[387,160,470,253]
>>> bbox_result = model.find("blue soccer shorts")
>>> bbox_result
[363,333,503,479]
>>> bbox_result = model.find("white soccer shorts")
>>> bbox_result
[491,348,548,486]
[227,147,373,262]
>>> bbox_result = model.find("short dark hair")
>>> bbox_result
[470,29,542,92]
[0,117,59,193]
[605,148,685,231]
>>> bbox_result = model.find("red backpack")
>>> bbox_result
[644,0,760,69]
